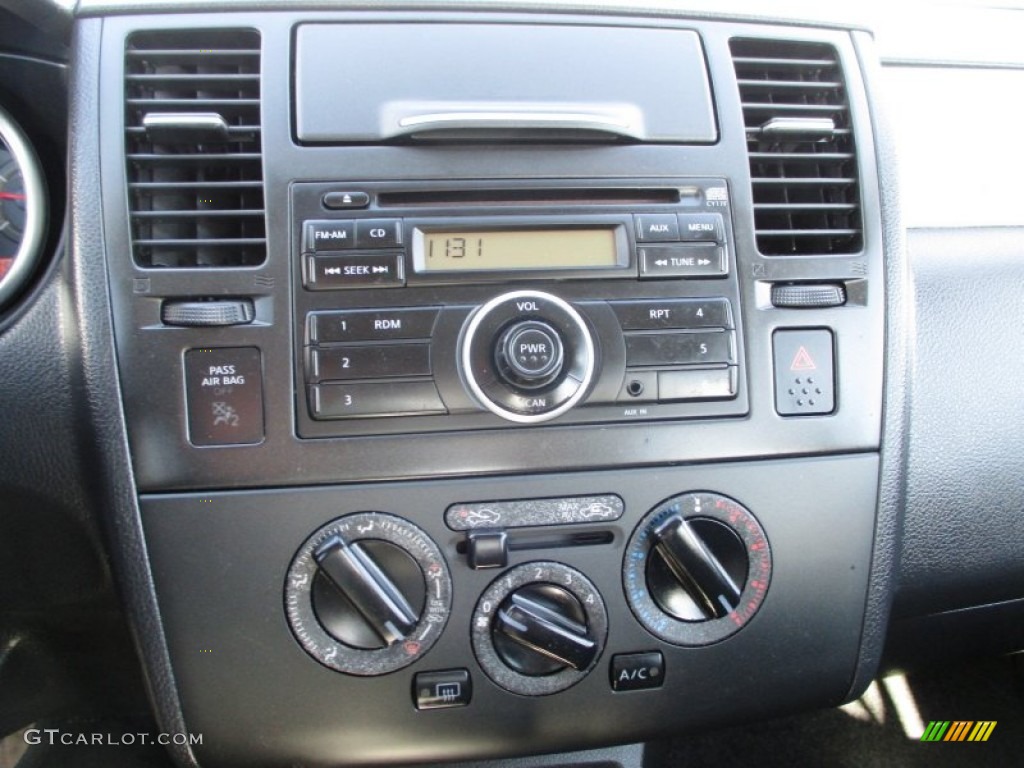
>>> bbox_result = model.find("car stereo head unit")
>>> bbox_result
[292,179,747,438]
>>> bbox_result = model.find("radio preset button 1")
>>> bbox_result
[355,219,403,249]
[305,254,404,290]
[312,381,446,419]
[625,331,735,367]
[310,344,431,382]
[305,220,355,251]
[611,298,733,331]
[638,245,726,279]
[634,214,680,242]
[677,213,724,242]
[309,308,439,343]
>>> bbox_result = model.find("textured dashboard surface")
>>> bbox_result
[897,226,1024,617]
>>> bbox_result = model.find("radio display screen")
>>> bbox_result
[415,228,619,272]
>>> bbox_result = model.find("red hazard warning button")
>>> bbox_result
[773,329,835,416]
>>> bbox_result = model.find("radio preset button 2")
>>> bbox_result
[355,219,403,249]
[305,253,404,290]
[638,245,726,279]
[677,213,724,242]
[309,344,431,382]
[634,214,681,242]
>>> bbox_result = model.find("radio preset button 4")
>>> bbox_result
[611,298,733,331]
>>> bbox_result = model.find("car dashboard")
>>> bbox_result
[0,1,1022,767]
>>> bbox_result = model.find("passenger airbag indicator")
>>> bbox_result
[184,347,264,446]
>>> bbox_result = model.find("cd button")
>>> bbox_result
[355,219,403,248]
[634,214,680,242]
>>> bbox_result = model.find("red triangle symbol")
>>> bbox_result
[790,346,817,371]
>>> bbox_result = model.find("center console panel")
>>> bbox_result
[92,9,887,767]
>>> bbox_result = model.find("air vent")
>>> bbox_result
[125,30,265,268]
[731,39,862,256]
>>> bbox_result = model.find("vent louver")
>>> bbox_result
[730,39,862,256]
[125,30,265,268]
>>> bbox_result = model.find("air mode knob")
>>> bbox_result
[623,493,772,646]
[285,513,453,676]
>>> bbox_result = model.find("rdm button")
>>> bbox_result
[184,348,264,446]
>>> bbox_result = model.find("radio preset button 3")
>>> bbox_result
[312,381,446,419]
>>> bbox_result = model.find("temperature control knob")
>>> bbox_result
[473,562,607,695]
[624,493,771,646]
[285,513,452,675]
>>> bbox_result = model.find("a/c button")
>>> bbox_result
[610,651,664,692]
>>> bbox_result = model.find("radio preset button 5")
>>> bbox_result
[625,331,735,367]
[638,245,726,279]
[634,214,681,242]
[355,219,403,249]
[305,253,404,290]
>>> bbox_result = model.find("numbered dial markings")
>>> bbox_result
[285,512,452,675]
[472,562,608,696]
[623,492,771,646]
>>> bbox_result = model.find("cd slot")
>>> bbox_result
[378,187,683,208]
